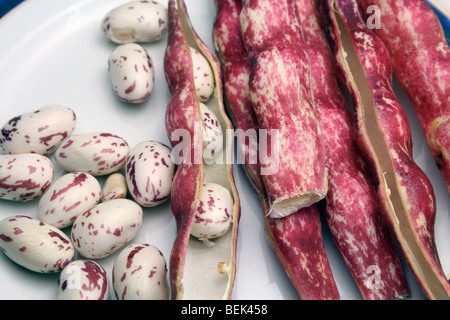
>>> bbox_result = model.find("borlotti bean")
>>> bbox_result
[101,172,128,202]
[321,0,450,299]
[57,259,109,300]
[0,215,74,273]
[0,153,54,201]
[101,0,168,44]
[108,43,155,104]
[112,244,168,300]
[125,141,175,207]
[38,172,102,229]
[71,198,143,259]
[190,183,233,242]
[200,103,223,161]
[0,104,76,155]
[164,0,240,300]
[190,47,215,102]
[214,0,340,300]
[55,132,129,176]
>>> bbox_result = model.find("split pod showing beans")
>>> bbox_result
[164,0,240,300]
[320,0,450,299]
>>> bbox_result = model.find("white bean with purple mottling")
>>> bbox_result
[113,243,168,300]
[190,183,234,242]
[55,132,130,176]
[0,153,54,202]
[190,47,215,102]
[101,0,168,44]
[38,172,102,229]
[108,43,155,104]
[125,140,175,207]
[0,215,74,273]
[57,259,109,300]
[101,172,128,202]
[71,198,143,259]
[0,104,76,155]
[200,103,223,161]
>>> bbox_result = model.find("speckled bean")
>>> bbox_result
[101,172,128,202]
[200,103,223,161]
[190,47,215,102]
[101,0,168,44]
[0,104,76,155]
[0,153,54,201]
[125,140,175,207]
[71,198,143,259]
[113,243,168,300]
[55,132,130,176]
[108,43,155,103]
[190,183,233,241]
[0,215,74,273]
[38,172,102,229]
[57,259,109,300]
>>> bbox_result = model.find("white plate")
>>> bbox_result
[0,0,448,300]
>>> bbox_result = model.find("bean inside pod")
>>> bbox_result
[164,0,240,300]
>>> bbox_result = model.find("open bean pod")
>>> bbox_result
[294,0,409,300]
[358,0,450,197]
[320,0,450,299]
[164,0,240,300]
[238,0,329,220]
[214,0,340,300]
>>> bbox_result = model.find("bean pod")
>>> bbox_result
[57,259,109,300]
[294,0,409,300]
[112,243,168,300]
[0,153,54,202]
[358,0,450,197]
[55,132,129,176]
[0,104,76,155]
[71,198,143,259]
[164,0,240,300]
[321,0,450,299]
[239,0,328,219]
[214,0,339,300]
[38,172,102,229]
[0,215,74,273]
[101,0,168,44]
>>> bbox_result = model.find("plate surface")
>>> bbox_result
[0,0,448,300]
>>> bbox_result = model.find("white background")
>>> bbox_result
[0,0,448,300]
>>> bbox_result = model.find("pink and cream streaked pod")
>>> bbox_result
[0,215,74,273]
[214,0,340,299]
[0,153,54,202]
[295,0,409,299]
[0,104,76,156]
[239,0,328,219]
[164,0,240,300]
[320,0,450,299]
[358,0,450,196]
[57,259,109,300]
